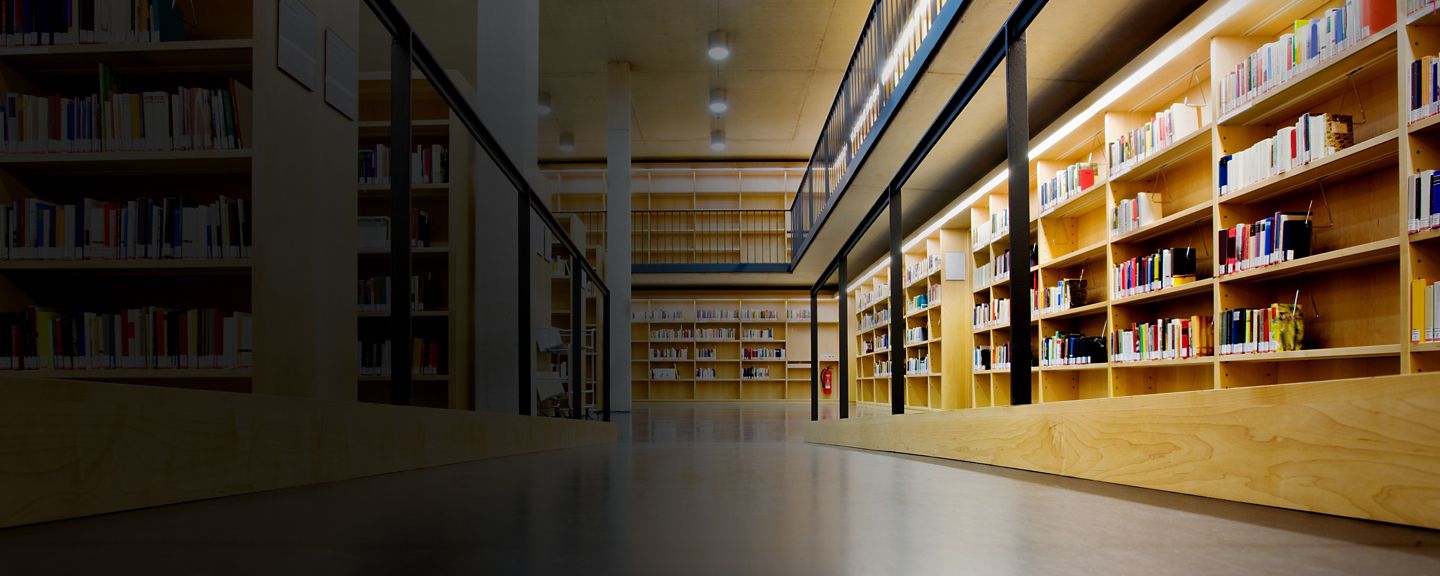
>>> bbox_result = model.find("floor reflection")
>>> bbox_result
[2,403,1439,575]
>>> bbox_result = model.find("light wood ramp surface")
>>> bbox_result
[0,377,615,529]
[807,373,1440,530]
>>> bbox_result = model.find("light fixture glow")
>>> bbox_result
[710,130,727,152]
[708,30,730,61]
[709,88,729,115]
[558,132,576,153]
[1029,0,1250,159]
[538,91,552,116]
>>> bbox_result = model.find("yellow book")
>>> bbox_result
[1414,279,1428,343]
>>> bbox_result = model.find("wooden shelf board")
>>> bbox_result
[1410,228,1440,245]
[904,306,935,319]
[1040,363,1108,372]
[1111,277,1215,307]
[1109,127,1212,183]
[0,39,254,73]
[359,119,451,137]
[1044,239,1107,270]
[1409,6,1440,26]
[1040,300,1108,321]
[1410,111,1440,136]
[359,375,449,382]
[357,310,449,318]
[10,368,252,379]
[1219,344,1402,363]
[0,149,252,173]
[0,259,252,271]
[1217,131,1399,206]
[1110,201,1212,245]
[1216,26,1397,127]
[1110,356,1214,368]
[1037,179,1108,220]
[1218,238,1400,284]
[1410,342,1440,353]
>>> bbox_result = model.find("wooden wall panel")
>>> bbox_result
[0,377,615,529]
[807,373,1440,529]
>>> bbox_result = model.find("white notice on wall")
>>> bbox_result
[944,252,966,281]
[277,0,319,91]
[325,29,358,120]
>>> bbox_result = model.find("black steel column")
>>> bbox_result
[389,36,412,406]
[810,289,819,421]
[889,187,904,415]
[602,288,611,422]
[838,257,849,419]
[570,270,584,418]
[1006,26,1032,405]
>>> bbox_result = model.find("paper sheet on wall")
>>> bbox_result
[324,29,358,120]
[277,0,319,91]
[945,252,966,281]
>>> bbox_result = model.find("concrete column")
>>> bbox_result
[607,61,634,413]
[473,0,540,413]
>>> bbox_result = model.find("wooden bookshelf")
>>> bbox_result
[0,1,330,394]
[353,73,475,410]
[631,294,839,402]
[843,0,1419,410]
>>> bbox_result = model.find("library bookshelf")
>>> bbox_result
[545,213,605,414]
[848,0,1425,410]
[0,1,356,397]
[544,164,804,264]
[354,72,474,409]
[631,294,839,402]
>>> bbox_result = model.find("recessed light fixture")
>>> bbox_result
[538,91,552,116]
[710,130,727,152]
[708,88,729,115]
[559,132,576,153]
[707,30,730,61]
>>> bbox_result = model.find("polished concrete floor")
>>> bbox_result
[4,403,1440,575]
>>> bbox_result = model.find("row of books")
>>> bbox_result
[1218,113,1354,196]
[1410,53,1440,122]
[357,338,444,377]
[1408,170,1440,233]
[0,307,253,370]
[0,196,252,261]
[698,348,719,359]
[1411,278,1440,342]
[855,283,888,309]
[633,309,686,321]
[696,309,739,320]
[357,275,431,312]
[973,298,1009,329]
[356,210,434,250]
[742,347,784,360]
[1038,162,1098,214]
[1,80,250,153]
[858,308,890,332]
[1217,212,1313,276]
[1110,316,1214,363]
[649,348,688,360]
[786,309,812,321]
[1217,3,1392,116]
[695,367,717,379]
[358,144,449,186]
[905,325,927,345]
[1106,103,1206,177]
[650,329,694,340]
[902,254,943,285]
[741,328,776,340]
[1218,303,1304,355]
[864,331,887,352]
[649,368,678,380]
[973,344,1009,371]
[742,367,772,379]
[907,291,933,315]
[1040,332,1105,367]
[972,208,1009,247]
[0,0,187,46]
[1112,247,1198,299]
[739,310,780,320]
[1038,278,1087,315]
[904,355,930,375]
[872,360,891,378]
[1111,192,1162,237]
[697,328,734,339]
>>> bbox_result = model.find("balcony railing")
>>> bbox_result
[790,0,957,262]
[557,210,792,268]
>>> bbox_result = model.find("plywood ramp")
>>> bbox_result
[0,377,615,529]
[807,373,1440,530]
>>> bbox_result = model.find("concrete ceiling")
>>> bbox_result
[539,0,873,162]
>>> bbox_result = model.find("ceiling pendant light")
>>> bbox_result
[708,88,729,115]
[559,132,576,153]
[710,130,727,152]
[707,30,730,61]
[538,91,553,116]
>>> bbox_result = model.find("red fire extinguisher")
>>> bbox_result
[822,366,833,396]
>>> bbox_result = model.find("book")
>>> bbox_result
[1219,113,1354,196]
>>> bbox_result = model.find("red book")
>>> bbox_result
[1363,0,1395,37]
[1078,166,1095,190]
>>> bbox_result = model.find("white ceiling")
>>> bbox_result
[539,0,873,162]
